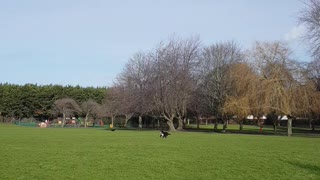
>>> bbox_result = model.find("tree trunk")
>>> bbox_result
[287,118,292,137]
[258,119,262,133]
[62,113,66,127]
[124,117,128,128]
[163,114,177,131]
[197,117,200,129]
[310,120,315,131]
[273,121,277,134]
[138,115,142,129]
[222,120,227,132]
[0,112,2,123]
[166,119,176,131]
[152,118,155,129]
[239,120,243,131]
[214,119,218,131]
[177,117,184,130]
[124,115,129,128]
[187,118,190,125]
[84,113,89,128]
[111,115,115,128]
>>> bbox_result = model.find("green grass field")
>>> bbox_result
[1,124,320,180]
[185,124,320,136]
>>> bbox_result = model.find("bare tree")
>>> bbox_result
[112,85,135,127]
[116,52,155,129]
[103,85,135,128]
[298,1,320,129]
[308,58,320,91]
[102,88,121,128]
[299,0,320,57]
[81,99,101,128]
[198,41,243,131]
[171,36,201,130]
[308,86,320,130]
[53,98,81,127]
[150,41,180,131]
[152,36,201,131]
[306,56,320,130]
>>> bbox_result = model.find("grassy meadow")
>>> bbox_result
[0,124,320,180]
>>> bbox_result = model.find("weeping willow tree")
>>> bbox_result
[297,81,320,131]
[223,41,320,136]
[223,63,257,131]
[249,41,316,136]
[310,92,320,130]
[307,58,320,130]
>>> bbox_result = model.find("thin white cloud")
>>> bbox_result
[284,24,306,42]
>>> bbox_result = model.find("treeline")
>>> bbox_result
[0,84,106,121]
[108,37,320,134]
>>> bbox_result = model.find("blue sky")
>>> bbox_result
[0,0,309,87]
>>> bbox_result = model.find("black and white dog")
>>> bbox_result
[160,130,170,138]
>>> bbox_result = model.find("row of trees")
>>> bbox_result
[107,36,320,135]
[0,84,106,121]
[1,46,319,134]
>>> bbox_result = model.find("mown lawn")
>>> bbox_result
[186,123,320,136]
[0,125,320,180]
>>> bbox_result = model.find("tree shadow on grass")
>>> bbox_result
[286,161,320,177]
[183,127,320,137]
[100,127,159,131]
[184,127,278,135]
